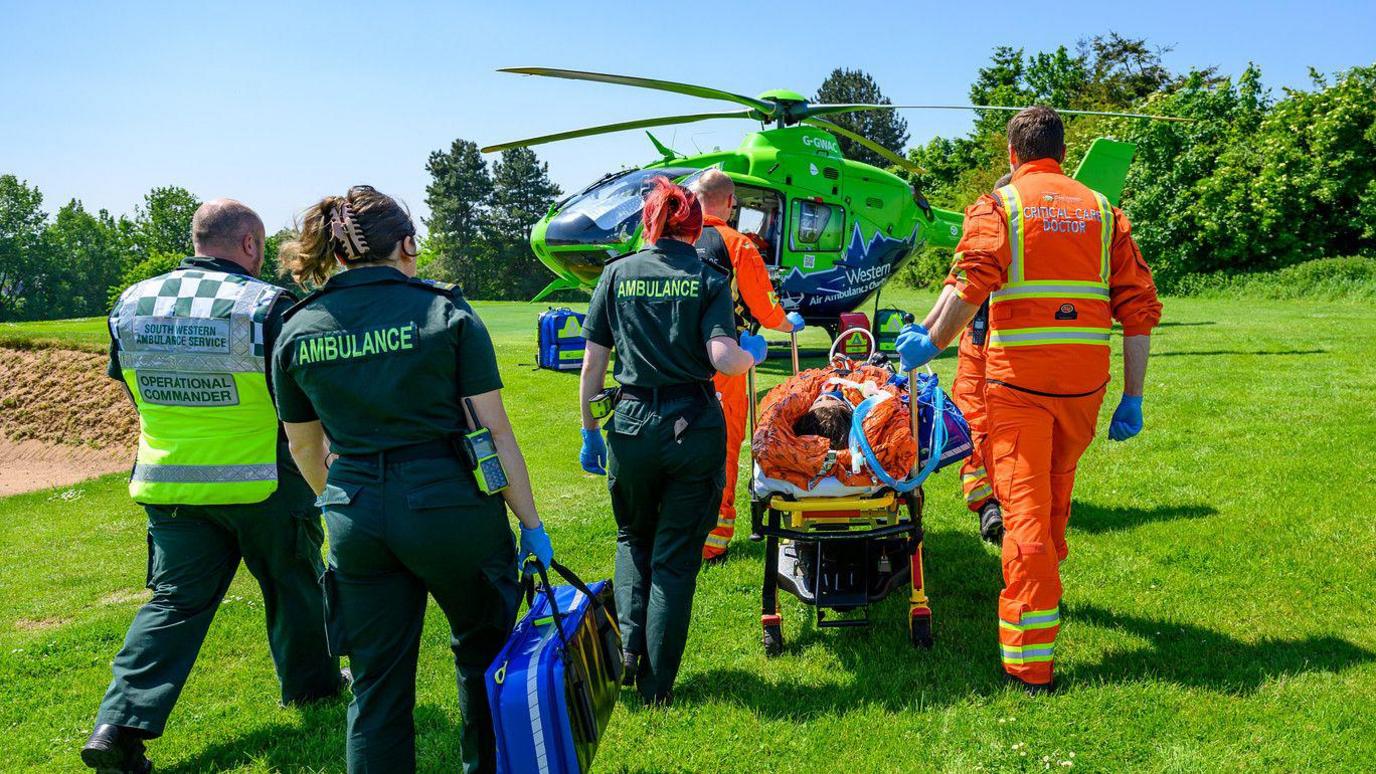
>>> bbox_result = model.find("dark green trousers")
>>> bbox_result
[96,462,339,737]
[319,453,519,774]
[606,392,726,702]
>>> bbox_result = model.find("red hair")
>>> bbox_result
[641,176,703,244]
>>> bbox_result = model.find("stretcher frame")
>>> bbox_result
[746,331,934,656]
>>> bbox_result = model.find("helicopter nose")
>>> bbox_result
[537,211,624,283]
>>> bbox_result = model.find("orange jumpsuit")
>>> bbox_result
[697,215,787,560]
[952,305,995,512]
[947,158,1161,685]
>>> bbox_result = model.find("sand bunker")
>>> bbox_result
[0,346,136,494]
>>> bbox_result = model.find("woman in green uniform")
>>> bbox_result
[273,186,552,773]
[578,177,766,705]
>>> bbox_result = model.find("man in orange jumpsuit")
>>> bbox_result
[926,173,1013,545]
[690,169,805,563]
[897,107,1161,693]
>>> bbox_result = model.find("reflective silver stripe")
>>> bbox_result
[991,283,1110,301]
[119,351,263,372]
[988,330,1111,344]
[131,463,277,483]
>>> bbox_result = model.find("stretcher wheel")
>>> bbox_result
[763,624,785,657]
[909,609,933,649]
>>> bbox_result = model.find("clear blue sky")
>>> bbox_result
[3,0,1373,233]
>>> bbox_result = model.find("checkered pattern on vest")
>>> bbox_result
[111,268,284,370]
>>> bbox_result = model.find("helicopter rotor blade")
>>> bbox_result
[499,67,776,115]
[806,103,1193,123]
[803,118,926,176]
[481,109,761,154]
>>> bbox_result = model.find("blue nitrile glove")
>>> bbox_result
[1108,394,1144,441]
[579,427,607,475]
[519,521,554,576]
[895,323,940,372]
[739,331,768,365]
[785,312,806,333]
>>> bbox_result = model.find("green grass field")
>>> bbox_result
[2,288,1374,772]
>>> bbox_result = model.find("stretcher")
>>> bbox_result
[747,326,940,655]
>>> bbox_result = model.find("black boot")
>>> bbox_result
[621,651,640,687]
[979,501,1005,545]
[81,725,153,774]
[1006,673,1057,696]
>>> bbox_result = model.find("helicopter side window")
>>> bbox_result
[789,200,844,252]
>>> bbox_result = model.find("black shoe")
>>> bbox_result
[979,501,1005,545]
[643,690,674,708]
[1006,674,1057,696]
[81,725,153,774]
[621,651,639,687]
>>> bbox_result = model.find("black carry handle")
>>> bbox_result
[521,558,608,654]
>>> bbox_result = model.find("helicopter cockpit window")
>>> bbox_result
[790,200,844,252]
[544,167,696,247]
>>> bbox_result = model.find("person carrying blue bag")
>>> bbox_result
[271,186,555,773]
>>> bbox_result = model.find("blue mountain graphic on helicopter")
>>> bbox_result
[777,221,923,320]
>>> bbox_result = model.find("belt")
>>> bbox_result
[619,381,713,403]
[337,438,458,467]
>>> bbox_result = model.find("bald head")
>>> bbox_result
[191,199,265,274]
[688,169,735,221]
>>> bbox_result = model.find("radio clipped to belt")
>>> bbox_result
[587,386,620,423]
[457,397,510,495]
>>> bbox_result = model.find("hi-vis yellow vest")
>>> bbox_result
[109,268,285,505]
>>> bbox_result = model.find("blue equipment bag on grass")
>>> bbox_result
[487,560,622,774]
[538,308,586,371]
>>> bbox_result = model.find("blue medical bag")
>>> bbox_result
[487,561,621,774]
[537,308,586,371]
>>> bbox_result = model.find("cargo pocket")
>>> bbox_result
[988,430,1019,509]
[319,567,350,657]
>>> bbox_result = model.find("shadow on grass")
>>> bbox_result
[680,526,1374,716]
[163,701,460,772]
[1153,349,1327,358]
[1066,604,1375,693]
[1071,502,1217,534]
[678,529,1011,717]
[1154,320,1216,328]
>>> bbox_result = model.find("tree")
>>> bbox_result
[483,148,562,299]
[813,68,910,168]
[0,175,49,321]
[131,186,199,260]
[44,200,126,317]
[424,139,493,283]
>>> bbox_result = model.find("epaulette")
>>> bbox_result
[409,277,463,297]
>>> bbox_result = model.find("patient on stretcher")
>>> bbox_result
[791,391,853,450]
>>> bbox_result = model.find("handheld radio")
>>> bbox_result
[460,397,509,495]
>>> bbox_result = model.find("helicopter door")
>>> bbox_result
[729,185,783,268]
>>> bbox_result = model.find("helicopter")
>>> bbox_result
[482,67,1186,335]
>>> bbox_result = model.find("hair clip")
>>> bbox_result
[329,200,370,259]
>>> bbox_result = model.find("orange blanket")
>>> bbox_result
[752,360,916,490]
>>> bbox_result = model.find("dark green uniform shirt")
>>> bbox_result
[272,266,502,456]
[583,238,735,388]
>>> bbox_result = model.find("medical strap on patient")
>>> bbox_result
[848,373,947,493]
